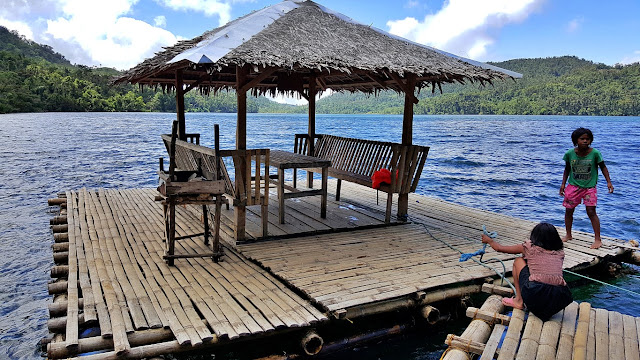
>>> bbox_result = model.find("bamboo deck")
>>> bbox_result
[45,180,632,359]
[443,286,640,360]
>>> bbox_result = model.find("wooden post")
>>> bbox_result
[398,73,417,220]
[307,74,316,188]
[235,65,248,241]
[175,69,186,141]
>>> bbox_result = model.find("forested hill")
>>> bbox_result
[313,57,640,116]
[0,26,638,115]
[0,26,70,65]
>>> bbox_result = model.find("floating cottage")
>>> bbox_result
[44,0,638,359]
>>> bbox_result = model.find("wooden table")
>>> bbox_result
[269,150,330,224]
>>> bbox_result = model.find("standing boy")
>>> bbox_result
[560,127,614,249]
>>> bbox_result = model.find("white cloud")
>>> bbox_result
[619,50,640,65]
[386,0,544,60]
[156,0,232,25]
[44,0,178,69]
[405,0,420,9]
[154,15,167,27]
[566,16,584,33]
[0,18,34,40]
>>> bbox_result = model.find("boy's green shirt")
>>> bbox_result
[563,148,603,189]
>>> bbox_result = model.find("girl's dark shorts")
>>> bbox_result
[520,265,573,321]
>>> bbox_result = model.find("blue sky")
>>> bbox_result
[1,0,639,71]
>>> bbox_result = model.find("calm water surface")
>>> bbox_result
[0,113,639,359]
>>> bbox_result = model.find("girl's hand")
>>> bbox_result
[481,234,494,244]
[559,184,565,196]
[607,182,614,193]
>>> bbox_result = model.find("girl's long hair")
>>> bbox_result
[530,222,563,251]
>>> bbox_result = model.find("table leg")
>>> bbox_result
[278,168,285,224]
[321,167,328,218]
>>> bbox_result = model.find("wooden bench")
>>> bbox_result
[161,125,270,245]
[294,134,429,222]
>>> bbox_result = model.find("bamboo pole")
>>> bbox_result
[47,328,174,359]
[557,302,579,359]
[53,233,69,243]
[573,302,591,360]
[536,309,564,360]
[49,299,83,316]
[52,224,68,233]
[442,294,503,360]
[65,192,80,349]
[465,307,510,326]
[497,308,526,360]
[50,216,68,225]
[49,198,66,206]
[515,312,543,360]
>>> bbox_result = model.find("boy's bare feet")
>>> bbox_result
[562,235,572,242]
[591,239,602,249]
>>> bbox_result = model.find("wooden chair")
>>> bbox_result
[157,121,225,265]
[220,148,270,240]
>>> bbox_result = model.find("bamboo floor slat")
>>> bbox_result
[237,180,627,313]
[47,188,328,359]
[443,295,640,360]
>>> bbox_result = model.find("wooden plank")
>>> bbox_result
[594,308,609,360]
[480,323,505,360]
[622,314,640,360]
[608,311,624,360]
[556,302,579,360]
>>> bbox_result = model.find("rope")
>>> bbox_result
[563,269,640,298]
[415,219,640,301]
[459,225,496,262]
[415,221,516,294]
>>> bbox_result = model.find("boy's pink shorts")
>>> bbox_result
[563,184,597,208]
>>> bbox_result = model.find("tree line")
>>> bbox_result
[1,25,638,116]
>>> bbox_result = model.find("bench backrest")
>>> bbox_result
[295,133,429,193]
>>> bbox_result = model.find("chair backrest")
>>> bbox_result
[219,149,270,207]
[161,134,235,196]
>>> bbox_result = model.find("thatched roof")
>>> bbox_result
[114,0,521,95]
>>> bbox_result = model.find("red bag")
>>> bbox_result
[371,168,392,189]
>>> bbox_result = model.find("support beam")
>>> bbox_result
[240,67,278,93]
[398,73,417,220]
[175,69,186,141]
[307,74,317,187]
[235,65,249,241]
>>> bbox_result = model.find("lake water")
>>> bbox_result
[0,113,638,359]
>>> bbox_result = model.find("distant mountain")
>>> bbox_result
[310,56,640,116]
[1,26,638,116]
[0,26,70,65]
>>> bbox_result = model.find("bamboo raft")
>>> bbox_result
[442,284,640,360]
[45,180,634,359]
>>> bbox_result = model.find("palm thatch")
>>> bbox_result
[114,0,520,96]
